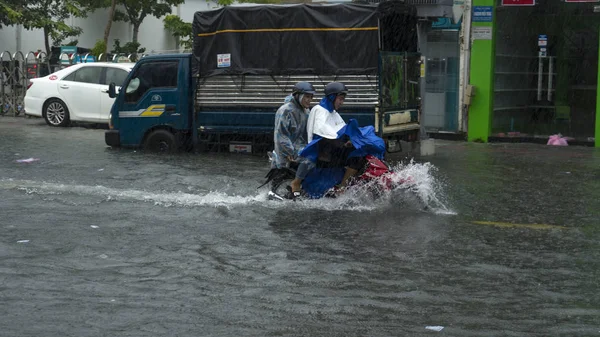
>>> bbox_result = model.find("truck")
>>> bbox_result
[105,1,454,154]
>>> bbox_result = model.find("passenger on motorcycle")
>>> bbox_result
[272,81,316,198]
[306,82,367,190]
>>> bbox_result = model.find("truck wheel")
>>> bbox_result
[144,129,178,153]
[43,98,70,127]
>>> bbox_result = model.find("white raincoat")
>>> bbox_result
[306,105,346,143]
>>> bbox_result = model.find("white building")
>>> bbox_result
[0,0,220,56]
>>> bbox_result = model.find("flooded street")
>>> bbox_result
[1,117,599,336]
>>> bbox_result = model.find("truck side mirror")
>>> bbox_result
[108,82,116,98]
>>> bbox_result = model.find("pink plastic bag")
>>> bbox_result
[547,134,568,146]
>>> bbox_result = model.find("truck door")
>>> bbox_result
[118,59,189,143]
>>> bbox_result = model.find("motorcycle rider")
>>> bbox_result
[306,82,367,190]
[272,81,316,198]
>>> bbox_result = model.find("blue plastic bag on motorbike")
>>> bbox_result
[299,119,386,198]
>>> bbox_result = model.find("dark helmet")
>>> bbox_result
[324,82,348,96]
[292,82,316,95]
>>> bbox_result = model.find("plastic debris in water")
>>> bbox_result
[425,326,444,332]
[98,254,108,259]
[17,240,30,243]
[90,225,99,229]
[98,168,104,172]
[547,134,569,146]
[16,158,40,163]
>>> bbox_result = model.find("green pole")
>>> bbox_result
[596,23,600,147]
[467,0,496,142]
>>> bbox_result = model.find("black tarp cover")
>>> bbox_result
[192,3,379,77]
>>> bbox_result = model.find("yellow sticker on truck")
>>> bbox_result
[120,105,165,118]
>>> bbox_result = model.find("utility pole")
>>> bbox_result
[458,0,472,133]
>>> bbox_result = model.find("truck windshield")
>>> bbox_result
[124,61,179,103]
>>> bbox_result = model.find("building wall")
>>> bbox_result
[0,0,217,56]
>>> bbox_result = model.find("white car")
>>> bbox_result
[24,62,135,126]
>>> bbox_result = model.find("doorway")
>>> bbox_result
[423,29,460,132]
[494,1,599,140]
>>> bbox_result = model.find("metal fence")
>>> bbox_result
[0,51,134,117]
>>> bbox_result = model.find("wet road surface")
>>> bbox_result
[1,117,599,336]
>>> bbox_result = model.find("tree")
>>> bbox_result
[90,39,107,59]
[26,0,88,55]
[113,0,185,47]
[77,0,117,56]
[79,0,128,57]
[0,0,25,28]
[1,0,89,55]
[103,0,118,55]
[111,38,145,61]
[163,14,192,50]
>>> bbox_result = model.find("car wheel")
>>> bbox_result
[143,129,178,153]
[43,99,70,127]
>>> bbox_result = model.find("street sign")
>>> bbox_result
[501,0,535,6]
[472,27,493,40]
[472,6,493,22]
[538,34,548,47]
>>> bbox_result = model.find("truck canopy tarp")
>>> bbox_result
[192,3,379,77]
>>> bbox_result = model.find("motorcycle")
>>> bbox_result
[262,154,415,201]
[260,119,415,201]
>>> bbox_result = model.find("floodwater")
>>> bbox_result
[1,117,599,336]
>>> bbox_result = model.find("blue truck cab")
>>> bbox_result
[105,54,193,150]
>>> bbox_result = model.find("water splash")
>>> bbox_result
[266,159,456,214]
[2,177,374,211]
[1,160,455,214]
[388,159,455,215]
[1,178,265,209]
